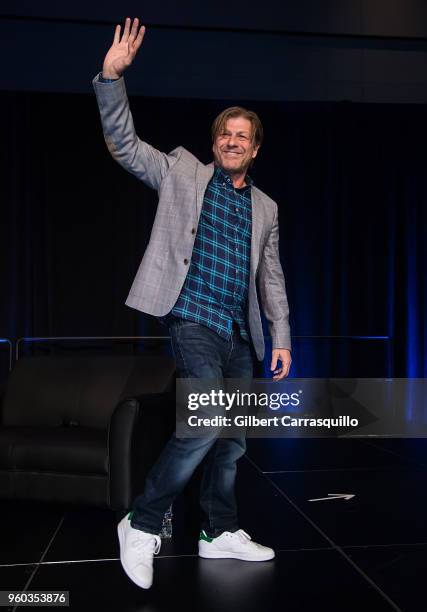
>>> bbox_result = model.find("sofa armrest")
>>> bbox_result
[108,390,176,510]
[0,383,7,425]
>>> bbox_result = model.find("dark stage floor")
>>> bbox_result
[1,437,425,612]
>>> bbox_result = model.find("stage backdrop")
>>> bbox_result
[1,89,426,377]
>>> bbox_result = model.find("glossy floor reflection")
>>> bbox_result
[1,438,425,611]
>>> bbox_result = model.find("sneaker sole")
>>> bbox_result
[198,548,275,561]
[117,521,153,589]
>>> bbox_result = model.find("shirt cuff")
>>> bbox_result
[98,72,119,83]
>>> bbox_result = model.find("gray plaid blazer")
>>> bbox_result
[92,74,291,361]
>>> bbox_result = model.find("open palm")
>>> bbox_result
[102,17,145,79]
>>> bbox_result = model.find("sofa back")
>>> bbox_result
[1,354,175,428]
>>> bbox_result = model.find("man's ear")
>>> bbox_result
[252,145,260,159]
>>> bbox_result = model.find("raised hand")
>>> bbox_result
[102,17,145,79]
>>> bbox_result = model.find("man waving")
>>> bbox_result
[93,17,292,590]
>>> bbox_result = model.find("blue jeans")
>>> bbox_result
[131,318,254,538]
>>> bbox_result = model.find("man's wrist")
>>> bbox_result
[99,71,120,83]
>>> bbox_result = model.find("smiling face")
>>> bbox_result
[212,116,260,177]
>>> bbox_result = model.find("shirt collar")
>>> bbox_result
[213,164,254,190]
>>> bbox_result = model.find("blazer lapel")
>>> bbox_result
[250,188,265,276]
[196,162,215,220]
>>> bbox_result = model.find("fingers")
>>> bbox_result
[272,365,290,380]
[115,17,145,55]
[113,24,121,45]
[128,17,139,44]
[122,16,131,42]
[132,25,146,52]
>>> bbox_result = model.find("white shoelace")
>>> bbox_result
[235,529,252,544]
[132,534,161,557]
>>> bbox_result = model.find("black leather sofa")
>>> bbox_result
[0,354,176,510]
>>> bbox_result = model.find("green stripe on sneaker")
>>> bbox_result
[128,511,134,521]
[199,530,213,543]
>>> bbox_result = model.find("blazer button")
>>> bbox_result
[191,228,196,234]
[184,258,189,265]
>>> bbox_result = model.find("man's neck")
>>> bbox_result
[231,174,247,189]
[215,164,248,189]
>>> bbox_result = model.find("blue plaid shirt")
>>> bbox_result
[158,165,252,342]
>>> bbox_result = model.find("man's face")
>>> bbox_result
[212,116,259,176]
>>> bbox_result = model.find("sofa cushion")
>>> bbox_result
[0,426,108,474]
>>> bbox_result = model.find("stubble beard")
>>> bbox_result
[213,150,251,177]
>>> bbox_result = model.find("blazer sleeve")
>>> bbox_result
[92,73,180,191]
[257,203,292,352]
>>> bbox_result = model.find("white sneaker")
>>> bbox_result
[117,513,161,589]
[198,529,275,561]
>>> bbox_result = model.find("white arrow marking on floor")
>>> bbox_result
[308,493,355,502]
